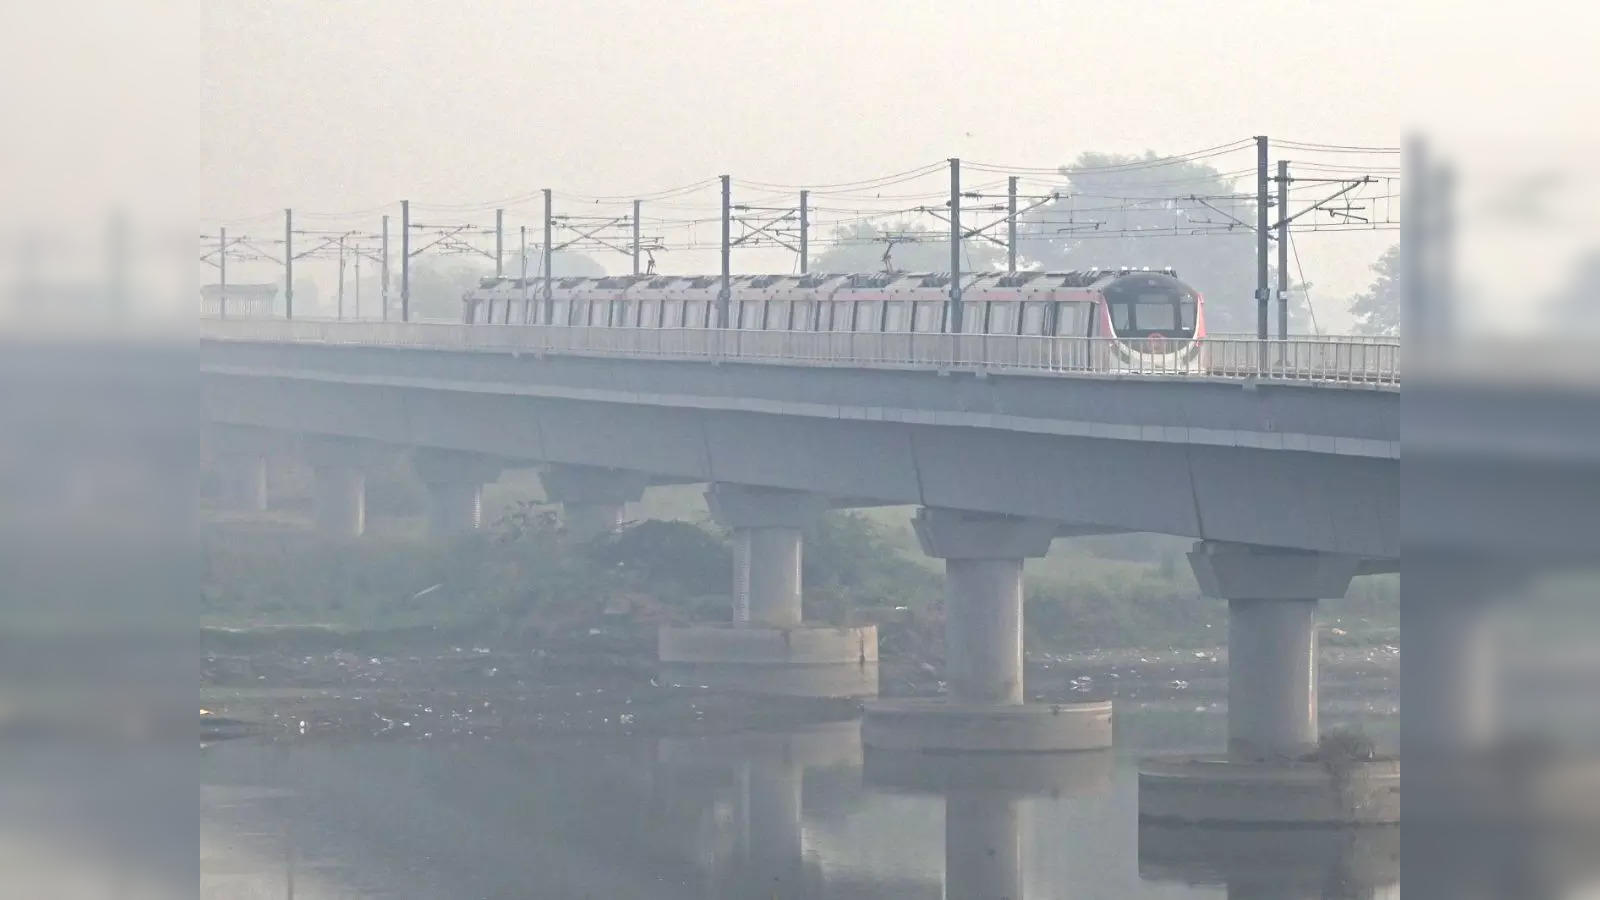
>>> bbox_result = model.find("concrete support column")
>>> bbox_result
[220,454,269,511]
[1227,597,1318,758]
[1187,542,1357,760]
[312,465,365,537]
[205,425,289,513]
[658,486,877,697]
[1401,562,1507,758]
[945,790,1023,900]
[863,508,1111,752]
[1136,543,1398,827]
[538,465,649,542]
[945,558,1025,704]
[706,484,826,628]
[411,449,501,538]
[732,526,803,626]
[915,509,1053,705]
[424,480,482,535]
[302,436,398,539]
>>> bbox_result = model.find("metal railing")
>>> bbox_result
[200,318,1401,386]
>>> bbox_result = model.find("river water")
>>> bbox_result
[201,698,1400,899]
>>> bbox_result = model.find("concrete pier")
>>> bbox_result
[732,526,803,626]
[302,437,397,538]
[312,465,365,537]
[411,449,502,538]
[204,425,288,512]
[945,557,1026,704]
[1139,541,1397,825]
[1226,597,1319,759]
[863,508,1112,752]
[537,464,649,542]
[1402,568,1498,757]
[219,454,269,512]
[657,485,878,697]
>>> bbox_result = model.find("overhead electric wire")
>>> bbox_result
[735,160,948,192]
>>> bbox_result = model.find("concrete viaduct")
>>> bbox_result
[201,319,1404,824]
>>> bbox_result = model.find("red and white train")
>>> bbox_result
[462,267,1204,357]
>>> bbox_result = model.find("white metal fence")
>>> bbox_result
[200,318,1401,386]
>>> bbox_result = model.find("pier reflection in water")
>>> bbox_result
[202,718,1405,899]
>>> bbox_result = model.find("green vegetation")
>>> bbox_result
[204,465,1397,651]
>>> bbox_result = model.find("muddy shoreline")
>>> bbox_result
[202,624,1398,743]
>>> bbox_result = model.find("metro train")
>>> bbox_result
[461,267,1204,360]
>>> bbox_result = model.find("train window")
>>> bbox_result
[1054,302,1087,336]
[883,301,908,332]
[1021,302,1047,335]
[1135,302,1176,331]
[856,301,882,331]
[662,299,682,327]
[828,301,853,331]
[1180,300,1196,330]
[615,300,634,326]
[684,301,707,328]
[1111,303,1131,333]
[639,299,659,327]
[987,302,1017,335]
[913,301,942,333]
[739,301,765,329]
[549,299,568,326]
[767,300,791,330]
[588,301,608,326]
[792,300,813,330]
[961,301,986,334]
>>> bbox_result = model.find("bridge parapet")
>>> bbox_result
[201,318,1400,387]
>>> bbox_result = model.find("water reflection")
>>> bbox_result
[1139,823,1400,900]
[202,718,1410,899]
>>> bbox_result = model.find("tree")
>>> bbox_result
[809,219,1003,274]
[1018,152,1310,334]
[1348,245,1400,336]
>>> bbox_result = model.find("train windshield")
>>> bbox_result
[1102,274,1198,339]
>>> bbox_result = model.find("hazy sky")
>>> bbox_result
[192,0,1599,316]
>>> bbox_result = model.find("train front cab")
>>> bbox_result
[1097,270,1203,372]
